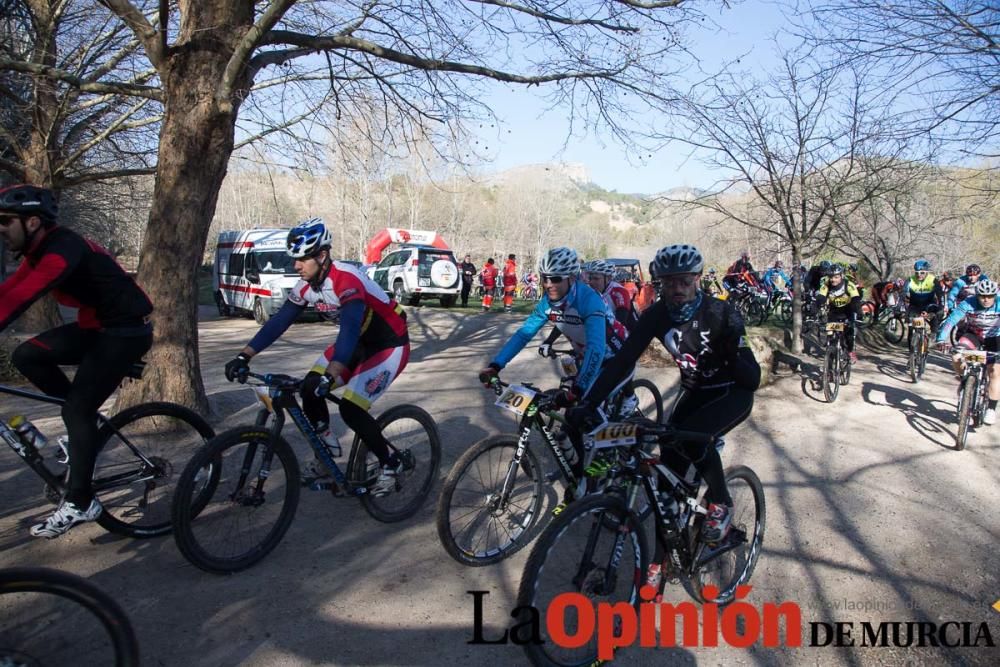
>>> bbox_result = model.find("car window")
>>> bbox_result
[379,252,401,269]
[419,250,455,269]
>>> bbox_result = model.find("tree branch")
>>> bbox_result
[0,57,163,100]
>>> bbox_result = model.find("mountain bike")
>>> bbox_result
[907,314,932,383]
[0,566,139,666]
[953,348,997,451]
[171,370,440,574]
[883,301,907,345]
[436,355,662,567]
[820,321,852,403]
[0,374,215,538]
[516,417,765,667]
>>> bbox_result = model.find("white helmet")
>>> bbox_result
[976,278,998,296]
[538,247,579,277]
[286,218,332,258]
[591,259,615,276]
[651,244,704,277]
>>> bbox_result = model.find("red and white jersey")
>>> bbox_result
[289,261,408,348]
[603,281,632,313]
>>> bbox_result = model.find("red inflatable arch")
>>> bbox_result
[364,228,449,264]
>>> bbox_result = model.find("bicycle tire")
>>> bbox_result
[822,345,840,403]
[884,315,905,345]
[955,375,976,451]
[681,465,766,606]
[349,404,441,523]
[436,435,545,566]
[908,330,924,383]
[0,566,139,667]
[93,401,216,538]
[840,347,852,386]
[629,379,664,424]
[778,300,792,324]
[171,427,300,574]
[517,494,647,667]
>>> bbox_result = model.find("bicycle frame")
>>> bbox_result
[0,384,161,497]
[246,375,368,497]
[958,352,996,424]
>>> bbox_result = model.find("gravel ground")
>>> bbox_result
[0,307,997,666]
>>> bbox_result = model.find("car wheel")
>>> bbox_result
[253,298,269,324]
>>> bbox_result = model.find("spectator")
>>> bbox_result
[460,254,477,307]
[480,258,499,312]
[502,253,518,313]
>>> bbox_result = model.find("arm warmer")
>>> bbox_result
[330,299,365,365]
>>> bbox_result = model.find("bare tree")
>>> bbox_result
[0,0,709,410]
[804,0,1000,162]
[1,0,161,329]
[656,49,921,351]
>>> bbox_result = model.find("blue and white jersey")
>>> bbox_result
[947,274,991,309]
[937,295,1000,343]
[761,267,791,291]
[492,281,627,392]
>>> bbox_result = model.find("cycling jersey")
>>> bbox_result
[905,273,941,310]
[0,226,152,332]
[761,268,790,292]
[937,295,1000,343]
[249,261,407,362]
[817,279,861,310]
[947,275,991,309]
[492,281,626,392]
[602,280,636,328]
[588,294,760,395]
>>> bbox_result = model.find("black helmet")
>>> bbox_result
[0,184,58,223]
[966,264,981,276]
[829,263,845,276]
[819,260,832,274]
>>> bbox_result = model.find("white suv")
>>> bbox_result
[368,245,461,307]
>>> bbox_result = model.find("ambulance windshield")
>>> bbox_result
[254,250,297,275]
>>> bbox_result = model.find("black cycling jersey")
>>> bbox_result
[0,226,152,332]
[586,293,761,404]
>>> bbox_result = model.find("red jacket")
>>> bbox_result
[481,264,499,288]
[502,260,518,287]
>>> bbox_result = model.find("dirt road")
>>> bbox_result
[0,308,997,666]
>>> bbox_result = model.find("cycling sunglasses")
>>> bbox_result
[541,274,567,284]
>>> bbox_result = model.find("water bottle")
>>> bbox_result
[8,416,48,451]
[559,355,578,377]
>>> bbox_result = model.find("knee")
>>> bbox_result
[11,340,44,373]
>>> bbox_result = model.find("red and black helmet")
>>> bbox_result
[0,184,58,222]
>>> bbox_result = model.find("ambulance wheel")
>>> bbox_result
[215,292,231,317]
[253,299,270,324]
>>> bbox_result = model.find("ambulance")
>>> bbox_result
[213,229,306,323]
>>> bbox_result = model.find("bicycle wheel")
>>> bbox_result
[517,494,647,667]
[908,331,924,383]
[171,427,300,574]
[840,346,852,386]
[629,379,664,424]
[884,315,905,345]
[93,401,216,538]
[955,375,976,451]
[681,465,766,606]
[749,299,767,326]
[778,300,792,324]
[0,567,139,666]
[822,345,840,403]
[349,404,441,523]
[918,336,929,379]
[436,435,545,566]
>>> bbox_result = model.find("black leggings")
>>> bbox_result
[661,385,755,506]
[300,371,393,465]
[12,323,152,507]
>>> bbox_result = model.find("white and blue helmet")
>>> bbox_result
[286,218,332,258]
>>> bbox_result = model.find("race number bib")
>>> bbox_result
[826,322,846,333]
[911,317,925,328]
[960,349,987,364]
[495,385,537,415]
[590,423,638,448]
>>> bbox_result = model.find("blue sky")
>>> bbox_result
[475,1,790,194]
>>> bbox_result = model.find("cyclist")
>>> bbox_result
[904,259,943,349]
[938,270,955,301]
[478,248,629,465]
[520,269,539,299]
[814,264,863,364]
[870,278,901,323]
[223,218,409,496]
[584,259,637,329]
[947,264,990,311]
[723,250,756,292]
[936,279,1000,425]
[846,263,864,291]
[502,253,518,313]
[761,260,791,308]
[479,258,498,312]
[570,244,760,594]
[0,184,154,538]
[701,266,727,299]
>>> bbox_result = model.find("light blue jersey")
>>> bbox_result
[492,282,626,392]
[937,295,1000,343]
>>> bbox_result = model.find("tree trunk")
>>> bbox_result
[790,246,804,354]
[116,47,241,415]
